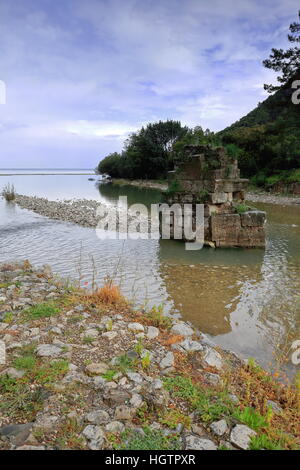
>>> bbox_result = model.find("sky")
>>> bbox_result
[0,0,299,168]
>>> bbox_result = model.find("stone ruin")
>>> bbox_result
[163,145,266,248]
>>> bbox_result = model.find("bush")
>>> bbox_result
[1,183,16,201]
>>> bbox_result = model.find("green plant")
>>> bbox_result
[141,352,151,370]
[249,434,283,450]
[82,336,94,344]
[166,179,183,195]
[102,369,117,381]
[146,304,172,329]
[0,375,44,420]
[33,360,69,384]
[1,183,16,201]
[135,337,144,356]
[22,301,60,320]
[2,312,13,323]
[197,189,210,203]
[13,355,37,370]
[234,407,268,431]
[115,354,134,373]
[234,203,249,214]
[163,375,233,423]
[116,427,181,450]
[158,409,191,430]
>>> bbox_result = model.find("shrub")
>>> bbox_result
[1,183,16,201]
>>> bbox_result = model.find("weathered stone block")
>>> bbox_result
[211,213,241,247]
[241,211,266,227]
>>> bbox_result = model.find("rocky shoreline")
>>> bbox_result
[0,262,298,450]
[112,178,300,206]
[14,194,151,231]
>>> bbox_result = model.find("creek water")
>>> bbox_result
[0,172,299,378]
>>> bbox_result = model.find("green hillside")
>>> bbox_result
[219,71,300,187]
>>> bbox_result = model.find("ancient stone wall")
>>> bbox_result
[162,145,266,248]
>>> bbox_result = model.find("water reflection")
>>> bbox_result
[0,174,299,376]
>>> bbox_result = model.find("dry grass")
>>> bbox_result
[1,183,16,201]
[82,281,126,306]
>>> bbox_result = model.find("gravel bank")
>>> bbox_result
[1,262,297,450]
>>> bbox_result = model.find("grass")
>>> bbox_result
[1,183,16,201]
[22,301,60,320]
[233,406,270,431]
[13,355,37,370]
[0,375,45,420]
[54,419,85,450]
[144,304,172,329]
[249,434,284,450]
[163,375,234,423]
[82,281,126,306]
[116,427,181,450]
[234,203,250,214]
[158,409,191,430]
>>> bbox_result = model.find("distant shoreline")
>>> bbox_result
[0,172,95,176]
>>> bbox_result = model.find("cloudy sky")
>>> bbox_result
[0,0,298,168]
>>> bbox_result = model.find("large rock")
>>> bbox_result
[86,362,109,375]
[160,351,174,369]
[185,435,217,450]
[127,322,144,332]
[86,410,110,425]
[210,419,228,436]
[230,424,256,450]
[179,338,203,352]
[147,326,159,339]
[0,340,6,365]
[202,348,224,371]
[36,344,63,357]
[0,423,33,447]
[170,321,194,337]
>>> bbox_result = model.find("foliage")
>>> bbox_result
[233,406,269,431]
[116,427,181,450]
[165,179,183,195]
[263,10,300,92]
[98,120,189,180]
[1,183,16,201]
[163,375,233,423]
[145,304,172,329]
[249,434,284,450]
[0,375,44,420]
[22,301,60,320]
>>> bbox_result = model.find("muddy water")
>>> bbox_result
[0,173,299,376]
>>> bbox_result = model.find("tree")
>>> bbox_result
[263,10,300,92]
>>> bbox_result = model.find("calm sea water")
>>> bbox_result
[0,171,299,377]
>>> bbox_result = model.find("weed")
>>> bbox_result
[1,183,16,201]
[115,354,134,373]
[141,352,151,370]
[2,312,13,323]
[249,434,283,450]
[85,281,125,305]
[233,406,269,431]
[22,301,60,320]
[55,418,85,450]
[117,427,181,450]
[145,305,172,329]
[13,355,37,370]
[158,409,191,430]
[0,375,44,420]
[134,337,144,356]
[102,369,117,381]
[82,336,94,344]
[32,360,69,385]
[163,375,233,423]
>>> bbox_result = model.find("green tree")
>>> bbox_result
[263,10,300,92]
